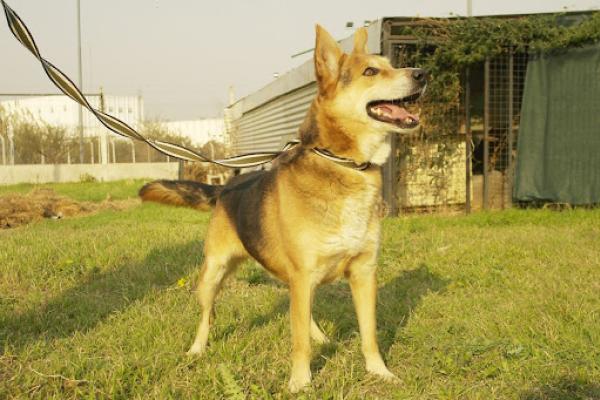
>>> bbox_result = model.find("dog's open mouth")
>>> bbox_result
[366,90,422,129]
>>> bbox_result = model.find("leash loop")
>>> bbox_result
[1,1,371,171]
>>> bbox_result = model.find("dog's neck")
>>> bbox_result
[299,104,391,166]
[357,135,391,166]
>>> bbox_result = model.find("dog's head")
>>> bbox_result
[305,25,427,164]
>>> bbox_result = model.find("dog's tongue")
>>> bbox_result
[374,103,419,123]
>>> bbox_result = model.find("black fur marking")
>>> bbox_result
[299,107,319,145]
[340,70,353,86]
[219,171,274,269]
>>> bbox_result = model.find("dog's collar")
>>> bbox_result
[283,140,371,171]
[311,147,371,171]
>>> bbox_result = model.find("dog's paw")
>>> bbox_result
[366,363,398,382]
[288,373,311,393]
[186,343,206,356]
[310,330,330,345]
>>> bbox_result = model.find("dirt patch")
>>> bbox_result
[0,189,139,229]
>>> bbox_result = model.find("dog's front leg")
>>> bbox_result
[347,253,397,381]
[288,275,313,393]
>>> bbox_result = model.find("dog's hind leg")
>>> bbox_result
[188,208,246,356]
[187,254,242,355]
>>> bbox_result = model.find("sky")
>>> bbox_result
[1,0,599,121]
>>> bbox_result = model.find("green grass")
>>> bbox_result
[0,179,147,202]
[1,194,600,399]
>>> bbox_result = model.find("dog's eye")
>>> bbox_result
[363,67,379,76]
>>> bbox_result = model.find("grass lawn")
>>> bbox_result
[1,182,599,399]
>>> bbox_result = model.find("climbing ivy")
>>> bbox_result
[397,11,600,136]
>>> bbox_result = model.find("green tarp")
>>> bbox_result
[514,43,600,205]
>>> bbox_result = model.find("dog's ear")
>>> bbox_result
[314,25,342,95]
[353,27,368,54]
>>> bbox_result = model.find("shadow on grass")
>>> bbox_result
[0,240,203,352]
[246,264,448,372]
[520,377,600,400]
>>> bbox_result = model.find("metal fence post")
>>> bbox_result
[0,134,5,165]
[382,134,398,215]
[130,139,136,163]
[90,138,94,164]
[483,57,490,210]
[77,0,84,164]
[7,123,14,165]
[465,67,472,214]
[97,133,101,163]
[178,160,184,180]
[111,137,116,163]
[507,51,514,208]
[99,87,109,165]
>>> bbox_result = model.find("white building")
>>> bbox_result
[163,118,227,146]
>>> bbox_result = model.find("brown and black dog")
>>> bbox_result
[140,25,426,392]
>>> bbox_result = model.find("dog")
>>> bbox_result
[139,25,426,393]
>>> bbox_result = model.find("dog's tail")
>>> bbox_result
[138,180,223,210]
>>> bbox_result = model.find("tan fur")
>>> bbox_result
[179,25,426,393]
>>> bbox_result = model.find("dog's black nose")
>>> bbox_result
[412,68,428,83]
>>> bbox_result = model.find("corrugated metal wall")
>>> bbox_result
[233,83,317,153]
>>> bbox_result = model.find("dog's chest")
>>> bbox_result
[320,186,378,256]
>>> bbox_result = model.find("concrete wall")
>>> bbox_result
[0,162,178,185]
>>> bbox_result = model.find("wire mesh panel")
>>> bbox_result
[479,50,529,209]
[486,52,511,209]
[391,43,466,213]
[390,40,529,212]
